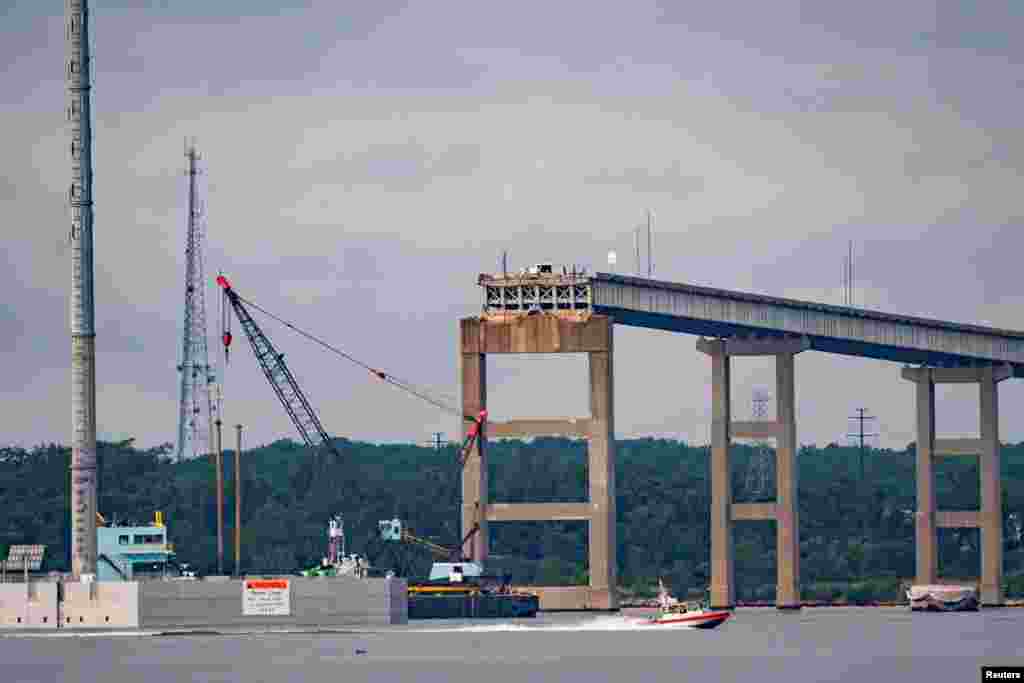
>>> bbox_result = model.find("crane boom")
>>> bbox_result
[216,275,340,458]
[392,524,480,562]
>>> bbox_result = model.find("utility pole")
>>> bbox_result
[634,226,640,276]
[847,408,878,482]
[646,209,654,277]
[234,423,242,578]
[847,408,878,542]
[215,416,224,576]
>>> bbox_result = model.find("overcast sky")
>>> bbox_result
[3,1,1023,454]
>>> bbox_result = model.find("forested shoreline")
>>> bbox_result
[2,437,1022,601]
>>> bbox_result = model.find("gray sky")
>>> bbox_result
[3,1,1023,452]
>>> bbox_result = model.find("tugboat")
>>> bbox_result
[300,515,374,578]
[638,579,732,629]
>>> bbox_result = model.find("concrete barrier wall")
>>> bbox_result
[0,583,58,629]
[1,577,406,631]
[514,586,603,611]
[62,581,139,629]
[386,575,408,623]
[138,576,407,630]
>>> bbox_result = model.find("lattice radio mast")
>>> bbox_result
[176,140,216,461]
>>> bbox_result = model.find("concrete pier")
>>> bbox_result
[460,313,617,610]
[460,349,488,563]
[901,365,1007,606]
[698,336,806,609]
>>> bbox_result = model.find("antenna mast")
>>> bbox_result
[176,141,217,461]
[843,240,855,307]
[68,0,98,579]
[646,209,653,277]
[633,226,640,276]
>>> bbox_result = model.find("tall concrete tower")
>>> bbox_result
[67,0,98,578]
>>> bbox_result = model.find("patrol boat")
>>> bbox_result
[638,579,732,629]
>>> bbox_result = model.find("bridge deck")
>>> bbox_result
[478,272,1024,370]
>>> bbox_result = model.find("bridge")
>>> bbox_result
[460,270,1020,610]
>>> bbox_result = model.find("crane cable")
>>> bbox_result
[231,291,470,421]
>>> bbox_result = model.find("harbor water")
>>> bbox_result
[3,607,1021,682]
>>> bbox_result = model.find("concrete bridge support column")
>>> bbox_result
[587,346,616,608]
[906,368,937,585]
[460,314,616,610]
[774,352,800,609]
[699,336,807,610]
[460,350,488,563]
[901,365,1009,606]
[979,367,1004,606]
[702,339,734,609]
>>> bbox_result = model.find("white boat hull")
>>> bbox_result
[907,584,979,612]
[637,609,732,629]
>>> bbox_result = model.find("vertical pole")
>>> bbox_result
[708,341,734,609]
[979,369,1003,605]
[460,327,487,563]
[914,370,937,585]
[67,0,98,581]
[634,227,640,277]
[587,321,616,609]
[234,423,242,578]
[858,409,865,482]
[646,210,652,277]
[775,352,800,608]
[215,418,224,575]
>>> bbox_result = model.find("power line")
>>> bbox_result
[846,408,879,482]
[233,290,466,420]
[744,390,773,497]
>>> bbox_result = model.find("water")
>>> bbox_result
[3,608,1022,682]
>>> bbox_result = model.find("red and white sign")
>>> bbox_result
[242,579,291,616]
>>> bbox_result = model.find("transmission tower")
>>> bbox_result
[175,141,216,461]
[846,408,878,482]
[743,389,774,497]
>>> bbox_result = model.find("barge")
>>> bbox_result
[406,562,538,619]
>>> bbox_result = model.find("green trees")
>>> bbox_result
[1,438,1022,599]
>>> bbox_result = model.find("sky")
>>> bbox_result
[2,1,1023,454]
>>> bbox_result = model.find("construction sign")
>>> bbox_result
[242,579,291,616]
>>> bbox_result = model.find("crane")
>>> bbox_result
[215,275,487,465]
[379,512,481,563]
[217,275,341,459]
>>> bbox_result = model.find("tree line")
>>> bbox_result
[1,436,1022,601]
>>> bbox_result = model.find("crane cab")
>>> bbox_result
[429,561,484,583]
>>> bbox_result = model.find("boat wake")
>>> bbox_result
[415,615,695,633]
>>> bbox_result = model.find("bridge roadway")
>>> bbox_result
[481,271,1024,371]
[472,270,1020,609]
